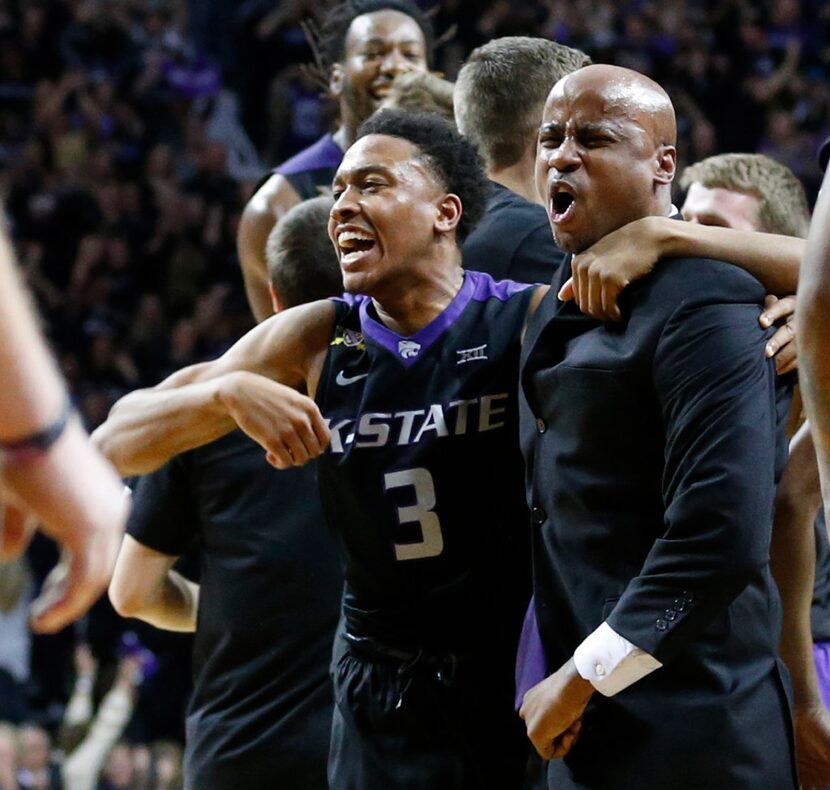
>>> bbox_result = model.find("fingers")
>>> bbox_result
[601,277,623,322]
[760,294,795,328]
[30,551,102,634]
[765,320,796,366]
[774,340,798,375]
[549,720,582,759]
[526,717,582,761]
[30,524,120,634]
[575,258,590,317]
[568,255,626,321]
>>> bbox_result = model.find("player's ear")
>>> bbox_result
[268,283,284,315]
[434,193,462,236]
[329,64,345,100]
[654,144,676,186]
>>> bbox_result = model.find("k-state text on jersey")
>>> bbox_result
[324,393,510,453]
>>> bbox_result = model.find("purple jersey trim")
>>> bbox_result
[274,134,343,177]
[350,271,529,368]
[330,293,361,306]
[469,270,536,301]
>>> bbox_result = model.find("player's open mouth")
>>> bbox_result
[550,184,577,224]
[337,228,377,264]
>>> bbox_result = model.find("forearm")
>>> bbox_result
[129,571,198,632]
[772,502,820,705]
[93,376,238,476]
[658,217,802,295]
[2,417,127,546]
[770,421,822,705]
[0,226,66,438]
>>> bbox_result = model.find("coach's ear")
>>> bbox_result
[434,193,462,236]
[654,144,676,186]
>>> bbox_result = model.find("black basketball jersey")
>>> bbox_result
[315,270,536,652]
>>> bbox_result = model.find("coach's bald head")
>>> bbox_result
[535,64,677,253]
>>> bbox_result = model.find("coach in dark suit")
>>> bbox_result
[518,64,796,789]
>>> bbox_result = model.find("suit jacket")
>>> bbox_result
[520,253,796,789]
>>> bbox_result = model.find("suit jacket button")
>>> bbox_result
[536,418,547,434]
[682,590,694,603]
[665,609,677,621]
[673,598,687,612]
[531,507,547,525]
[655,618,668,631]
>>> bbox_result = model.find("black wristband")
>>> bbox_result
[0,399,73,462]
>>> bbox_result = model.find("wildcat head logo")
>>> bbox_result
[398,340,421,360]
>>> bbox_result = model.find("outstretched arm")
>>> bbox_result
[560,216,802,320]
[93,300,334,476]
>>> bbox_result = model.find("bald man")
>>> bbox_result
[518,65,796,788]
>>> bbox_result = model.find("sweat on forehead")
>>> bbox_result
[550,64,677,145]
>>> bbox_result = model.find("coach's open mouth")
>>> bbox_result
[550,183,577,224]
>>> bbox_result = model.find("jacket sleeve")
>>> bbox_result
[606,295,778,662]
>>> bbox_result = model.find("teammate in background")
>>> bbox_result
[456,36,589,284]
[95,110,541,788]
[108,198,344,790]
[381,70,455,124]
[239,0,432,321]
[0,222,127,634]
[798,139,830,535]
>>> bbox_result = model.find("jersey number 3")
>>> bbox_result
[384,468,444,561]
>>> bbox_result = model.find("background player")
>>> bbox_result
[456,36,588,284]
[108,197,343,790]
[239,0,432,320]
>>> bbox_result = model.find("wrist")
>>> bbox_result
[214,371,246,415]
[646,215,678,259]
[563,657,595,703]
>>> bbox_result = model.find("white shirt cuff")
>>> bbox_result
[573,621,662,697]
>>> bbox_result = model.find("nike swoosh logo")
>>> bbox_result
[336,371,369,386]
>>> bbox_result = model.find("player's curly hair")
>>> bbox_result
[356,109,488,242]
[318,0,435,70]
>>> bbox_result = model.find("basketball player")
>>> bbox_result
[95,110,543,788]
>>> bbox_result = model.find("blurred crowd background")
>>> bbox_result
[1,0,829,786]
